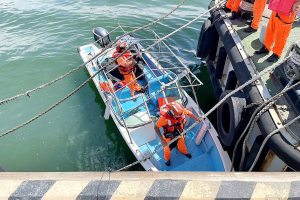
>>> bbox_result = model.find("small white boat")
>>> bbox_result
[77,27,231,171]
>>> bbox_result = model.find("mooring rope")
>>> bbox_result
[239,74,297,171]
[116,55,292,172]
[0,0,187,106]
[0,0,225,138]
[230,42,298,171]
[1,0,297,174]
[248,113,300,172]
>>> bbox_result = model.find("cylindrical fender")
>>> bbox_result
[217,90,247,147]
[215,46,227,79]
[225,71,238,90]
[196,19,215,59]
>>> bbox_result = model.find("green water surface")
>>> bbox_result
[0,0,216,172]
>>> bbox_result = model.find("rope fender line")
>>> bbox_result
[239,74,297,171]
[248,113,300,172]
[0,0,226,138]
[0,0,187,106]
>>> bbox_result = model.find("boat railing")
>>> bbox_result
[93,25,204,144]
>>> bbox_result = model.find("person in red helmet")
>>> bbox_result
[112,41,143,97]
[154,102,202,166]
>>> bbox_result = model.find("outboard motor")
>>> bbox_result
[93,27,111,48]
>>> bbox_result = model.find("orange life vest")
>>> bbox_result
[112,51,135,75]
[160,104,187,138]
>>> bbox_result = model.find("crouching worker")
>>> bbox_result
[113,41,144,97]
[154,102,202,166]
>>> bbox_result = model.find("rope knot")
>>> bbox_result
[284,44,300,81]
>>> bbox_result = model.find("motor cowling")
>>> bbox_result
[93,27,111,48]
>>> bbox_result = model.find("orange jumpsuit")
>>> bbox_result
[226,0,234,10]
[264,11,296,57]
[232,0,241,12]
[251,0,268,29]
[113,51,141,97]
[156,110,191,160]
[122,72,141,97]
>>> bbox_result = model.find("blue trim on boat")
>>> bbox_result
[84,45,226,172]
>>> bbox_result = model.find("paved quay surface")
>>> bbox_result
[230,6,300,94]
[1,172,300,199]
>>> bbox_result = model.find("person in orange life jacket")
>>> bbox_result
[243,0,268,33]
[112,41,144,97]
[154,102,202,166]
[255,0,300,62]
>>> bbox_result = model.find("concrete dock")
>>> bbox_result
[1,172,300,199]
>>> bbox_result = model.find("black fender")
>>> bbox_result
[209,0,300,171]
[196,19,215,59]
[217,90,247,147]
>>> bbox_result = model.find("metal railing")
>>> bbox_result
[89,27,204,144]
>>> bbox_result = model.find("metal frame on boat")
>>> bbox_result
[78,26,231,171]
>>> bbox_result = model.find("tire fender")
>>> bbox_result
[217,90,247,147]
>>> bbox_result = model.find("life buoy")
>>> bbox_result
[196,18,215,59]
[217,90,248,147]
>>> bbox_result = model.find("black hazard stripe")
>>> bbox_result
[76,180,121,200]
[145,179,188,200]
[9,180,56,200]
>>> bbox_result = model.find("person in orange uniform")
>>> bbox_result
[230,0,242,19]
[112,41,142,97]
[154,102,202,166]
[244,0,268,32]
[255,0,300,62]
[223,0,234,12]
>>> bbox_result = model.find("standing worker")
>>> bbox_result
[255,0,300,62]
[223,0,234,12]
[223,0,241,19]
[244,0,268,32]
[154,102,202,166]
[230,0,242,19]
[113,41,144,97]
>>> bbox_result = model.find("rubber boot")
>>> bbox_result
[266,53,280,62]
[230,11,237,20]
[255,45,269,54]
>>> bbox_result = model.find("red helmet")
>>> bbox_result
[168,102,184,118]
[116,41,127,52]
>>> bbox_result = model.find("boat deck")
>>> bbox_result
[228,6,300,135]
